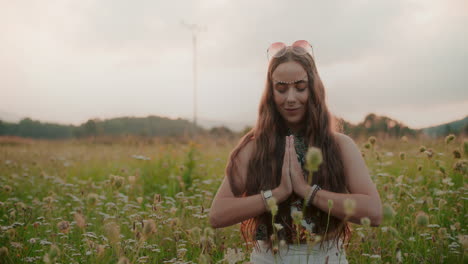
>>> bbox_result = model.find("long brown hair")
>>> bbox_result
[225,48,351,253]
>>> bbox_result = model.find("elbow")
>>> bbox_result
[370,212,382,227]
[209,212,221,229]
[370,203,383,227]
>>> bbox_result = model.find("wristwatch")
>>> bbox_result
[263,190,273,200]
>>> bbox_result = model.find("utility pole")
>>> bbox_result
[180,20,206,136]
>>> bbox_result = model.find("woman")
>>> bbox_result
[209,40,382,263]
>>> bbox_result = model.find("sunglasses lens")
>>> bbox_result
[292,40,313,57]
[267,42,286,60]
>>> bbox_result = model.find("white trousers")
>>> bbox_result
[249,239,349,264]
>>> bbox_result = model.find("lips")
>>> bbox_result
[285,108,299,114]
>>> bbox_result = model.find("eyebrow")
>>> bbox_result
[275,79,308,85]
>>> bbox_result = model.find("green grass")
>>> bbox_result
[0,135,466,263]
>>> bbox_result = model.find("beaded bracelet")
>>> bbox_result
[305,184,321,205]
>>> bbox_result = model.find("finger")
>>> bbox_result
[284,136,289,169]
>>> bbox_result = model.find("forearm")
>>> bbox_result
[301,186,381,226]
[315,190,381,225]
[209,188,285,228]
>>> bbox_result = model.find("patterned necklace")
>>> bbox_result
[287,127,308,171]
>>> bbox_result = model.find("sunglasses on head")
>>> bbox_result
[267,40,314,61]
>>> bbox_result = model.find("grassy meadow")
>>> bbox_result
[0,134,466,263]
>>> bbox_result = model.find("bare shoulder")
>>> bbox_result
[333,132,354,147]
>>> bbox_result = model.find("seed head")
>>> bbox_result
[445,134,455,144]
[360,217,371,227]
[419,146,426,153]
[415,211,429,227]
[305,147,323,173]
[383,203,396,220]
[343,198,356,216]
[327,199,334,209]
[267,197,278,216]
[368,136,376,146]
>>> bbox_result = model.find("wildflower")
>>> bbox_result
[0,247,8,258]
[438,199,447,209]
[57,221,70,234]
[291,210,303,223]
[360,217,371,227]
[306,147,323,173]
[383,203,396,220]
[153,193,161,204]
[415,211,429,227]
[453,159,468,174]
[74,212,86,229]
[401,136,408,143]
[453,150,461,159]
[419,146,426,153]
[136,197,143,204]
[457,235,468,251]
[142,219,157,239]
[223,248,245,264]
[267,197,278,216]
[425,149,433,159]
[327,199,334,209]
[87,193,99,206]
[44,244,61,264]
[368,136,376,146]
[274,223,284,231]
[103,222,120,244]
[399,152,405,161]
[343,198,356,216]
[438,228,447,238]
[445,134,455,144]
[3,185,12,193]
[128,175,136,185]
[417,164,423,171]
[396,248,402,263]
[364,142,371,150]
[110,174,125,189]
[117,256,131,264]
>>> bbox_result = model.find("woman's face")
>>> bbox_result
[272,61,309,132]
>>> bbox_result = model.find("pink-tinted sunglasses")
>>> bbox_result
[267,40,314,61]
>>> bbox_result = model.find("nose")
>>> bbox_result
[285,86,297,104]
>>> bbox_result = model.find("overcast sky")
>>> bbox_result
[1,0,467,131]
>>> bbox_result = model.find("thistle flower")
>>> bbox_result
[399,152,406,161]
[74,212,86,229]
[438,228,447,238]
[415,211,429,227]
[87,193,99,206]
[136,197,143,204]
[438,199,447,209]
[368,136,376,146]
[117,256,131,264]
[110,175,125,189]
[445,134,455,144]
[343,198,356,216]
[0,247,9,258]
[383,203,396,220]
[103,222,120,244]
[425,149,433,159]
[267,197,278,216]
[360,217,371,227]
[57,221,70,234]
[142,219,157,239]
[453,159,468,174]
[305,147,323,173]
